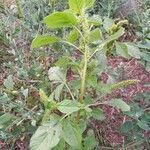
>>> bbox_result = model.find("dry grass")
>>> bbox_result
[3,0,16,7]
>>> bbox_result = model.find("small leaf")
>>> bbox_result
[67,29,79,43]
[103,18,115,32]
[127,44,141,59]
[108,99,130,112]
[48,67,65,83]
[44,11,78,28]
[62,120,82,148]
[120,121,134,133]
[89,28,102,42]
[69,0,85,13]
[55,56,71,68]
[31,35,60,48]
[58,100,79,114]
[85,0,95,9]
[4,75,14,90]
[54,84,64,101]
[88,15,102,26]
[0,113,15,129]
[106,27,125,43]
[83,130,97,150]
[115,42,130,58]
[92,108,105,120]
[30,121,62,150]
[137,120,150,130]
[39,89,49,102]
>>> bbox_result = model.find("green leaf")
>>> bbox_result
[69,0,85,13]
[83,130,97,150]
[30,121,62,150]
[115,42,130,58]
[108,99,130,112]
[127,44,141,59]
[67,29,79,43]
[103,18,115,32]
[106,27,125,43]
[0,113,15,129]
[85,0,95,8]
[31,35,60,48]
[92,108,105,120]
[55,56,71,68]
[53,139,66,150]
[89,28,102,42]
[146,62,150,72]
[4,75,14,90]
[120,121,134,133]
[54,84,64,101]
[44,11,78,28]
[58,100,79,114]
[137,120,150,130]
[62,120,82,148]
[39,89,49,103]
[88,15,102,26]
[48,67,65,83]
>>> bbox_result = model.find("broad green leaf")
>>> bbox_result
[92,108,105,120]
[4,75,14,90]
[103,18,115,32]
[108,99,130,112]
[30,121,62,150]
[137,120,150,130]
[31,35,60,48]
[115,42,130,58]
[62,120,82,148]
[48,67,65,83]
[67,29,79,43]
[0,113,15,129]
[69,0,85,13]
[89,28,102,42]
[44,12,78,28]
[58,100,79,114]
[83,130,98,150]
[85,0,95,8]
[127,44,141,59]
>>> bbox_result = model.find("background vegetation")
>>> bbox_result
[0,0,150,149]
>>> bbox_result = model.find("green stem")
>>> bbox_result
[77,12,89,122]
[15,0,24,19]
[79,49,88,103]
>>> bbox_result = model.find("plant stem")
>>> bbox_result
[79,49,88,103]
[77,12,89,122]
[15,0,24,19]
